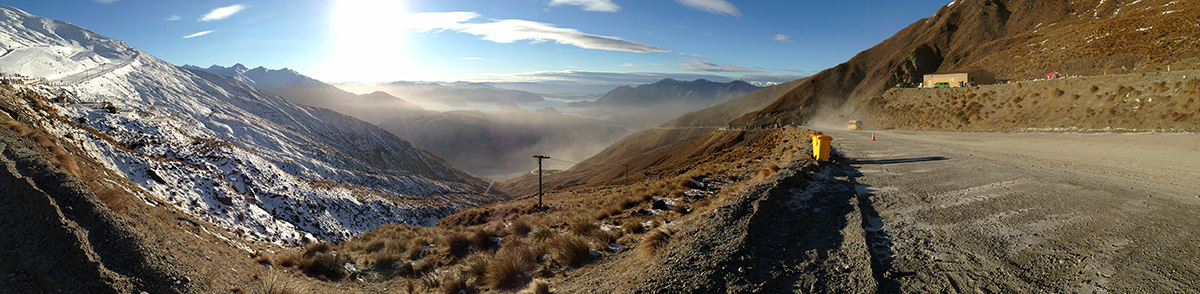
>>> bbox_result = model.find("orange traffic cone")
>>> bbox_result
[872,132,875,141]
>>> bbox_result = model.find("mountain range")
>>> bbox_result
[0,5,491,246]
[184,64,430,124]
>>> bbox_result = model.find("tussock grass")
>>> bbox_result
[529,226,556,242]
[487,243,536,289]
[546,234,591,267]
[520,279,551,294]
[424,270,473,294]
[637,227,674,260]
[443,232,471,257]
[508,219,533,236]
[262,271,308,294]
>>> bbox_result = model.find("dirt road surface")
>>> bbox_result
[822,128,1200,293]
[554,128,1198,293]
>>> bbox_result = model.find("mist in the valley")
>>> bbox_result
[380,105,634,181]
[331,78,767,180]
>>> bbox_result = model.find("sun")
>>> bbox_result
[322,0,420,83]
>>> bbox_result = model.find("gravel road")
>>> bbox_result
[822,128,1200,293]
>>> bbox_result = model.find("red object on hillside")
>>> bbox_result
[872,132,876,141]
[1047,72,1063,79]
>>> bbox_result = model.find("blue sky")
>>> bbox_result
[6,0,953,85]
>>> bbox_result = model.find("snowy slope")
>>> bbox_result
[0,6,490,244]
[182,63,324,88]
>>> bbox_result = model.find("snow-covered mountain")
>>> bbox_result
[186,64,430,124]
[0,6,492,244]
[182,63,324,88]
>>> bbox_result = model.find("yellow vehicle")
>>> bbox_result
[848,120,863,130]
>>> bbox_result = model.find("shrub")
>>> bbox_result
[262,271,307,294]
[444,232,471,256]
[617,197,638,210]
[461,252,491,278]
[509,219,533,236]
[426,270,474,294]
[254,255,273,267]
[623,221,645,235]
[300,252,350,281]
[529,227,556,242]
[487,244,537,289]
[468,228,498,251]
[413,258,435,274]
[568,219,598,236]
[638,227,674,260]
[303,242,333,258]
[370,252,404,271]
[404,242,425,260]
[520,279,551,294]
[277,254,301,268]
[546,234,591,267]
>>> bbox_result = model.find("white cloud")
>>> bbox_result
[620,63,640,67]
[165,15,181,21]
[773,34,794,43]
[406,13,668,53]
[648,63,667,67]
[679,58,761,72]
[549,0,620,12]
[95,0,118,4]
[182,30,214,39]
[675,0,741,17]
[200,4,247,22]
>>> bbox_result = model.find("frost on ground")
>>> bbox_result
[0,6,489,245]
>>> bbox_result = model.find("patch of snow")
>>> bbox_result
[1162,10,1177,15]
[1137,27,1153,32]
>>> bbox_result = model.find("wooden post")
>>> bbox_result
[533,155,550,210]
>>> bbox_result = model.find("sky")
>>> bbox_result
[5,0,954,86]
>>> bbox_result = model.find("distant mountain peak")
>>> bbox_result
[592,78,765,108]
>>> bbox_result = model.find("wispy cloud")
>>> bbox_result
[182,30,214,39]
[165,14,181,21]
[675,0,741,17]
[200,4,246,22]
[461,57,484,60]
[773,34,794,43]
[679,58,761,72]
[95,0,118,4]
[549,0,620,12]
[620,63,640,67]
[405,12,668,53]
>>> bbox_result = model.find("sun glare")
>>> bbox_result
[324,0,420,83]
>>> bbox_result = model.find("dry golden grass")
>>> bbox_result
[508,218,533,237]
[520,279,551,294]
[546,234,591,267]
[637,227,674,260]
[262,271,309,294]
[425,270,474,294]
[443,232,471,257]
[487,242,537,289]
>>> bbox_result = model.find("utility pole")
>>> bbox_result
[623,164,631,186]
[533,155,550,210]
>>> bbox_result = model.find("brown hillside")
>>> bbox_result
[734,0,1200,128]
[861,70,1200,131]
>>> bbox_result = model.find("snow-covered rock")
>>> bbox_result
[0,5,490,245]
